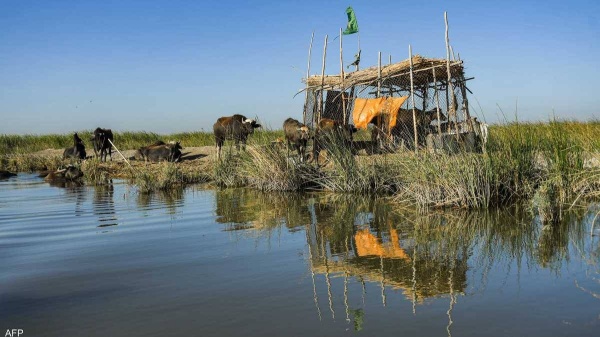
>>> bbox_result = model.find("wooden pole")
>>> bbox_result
[409,45,418,152]
[303,32,315,125]
[377,52,383,147]
[107,139,132,168]
[318,35,328,124]
[357,32,360,71]
[445,12,460,139]
[460,75,471,122]
[377,51,382,97]
[433,65,442,134]
[340,28,347,125]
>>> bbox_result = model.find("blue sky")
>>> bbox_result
[1,0,599,134]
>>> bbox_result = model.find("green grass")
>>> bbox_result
[0,129,284,155]
[1,120,599,214]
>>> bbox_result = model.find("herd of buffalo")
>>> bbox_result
[57,111,487,165]
[0,112,489,183]
[59,114,359,164]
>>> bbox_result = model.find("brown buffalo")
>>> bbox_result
[391,108,447,148]
[283,118,310,162]
[312,118,357,164]
[213,114,261,159]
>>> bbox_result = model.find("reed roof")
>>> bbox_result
[304,55,464,90]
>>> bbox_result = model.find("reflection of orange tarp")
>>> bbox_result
[354,229,410,260]
[352,96,409,130]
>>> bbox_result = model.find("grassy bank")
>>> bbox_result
[1,120,599,214]
[0,129,284,155]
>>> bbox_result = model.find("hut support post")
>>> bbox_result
[433,65,442,134]
[444,12,459,139]
[460,75,471,126]
[318,35,328,125]
[377,51,383,147]
[339,28,347,125]
[409,45,418,153]
[377,51,382,97]
[303,32,315,125]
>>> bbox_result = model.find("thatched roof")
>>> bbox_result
[304,55,464,90]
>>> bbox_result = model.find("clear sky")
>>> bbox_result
[1,0,599,134]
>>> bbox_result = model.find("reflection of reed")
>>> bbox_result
[210,189,597,330]
[137,188,184,216]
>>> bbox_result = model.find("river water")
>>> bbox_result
[1,174,599,336]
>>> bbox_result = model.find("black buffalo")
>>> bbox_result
[0,170,17,180]
[283,118,310,162]
[137,141,182,162]
[91,127,114,161]
[312,118,357,164]
[43,165,83,182]
[63,133,86,160]
[213,114,261,159]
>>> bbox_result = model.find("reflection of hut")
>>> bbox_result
[301,14,481,152]
[309,224,467,302]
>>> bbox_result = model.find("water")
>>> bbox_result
[1,174,599,336]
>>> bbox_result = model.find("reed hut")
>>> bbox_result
[301,14,479,152]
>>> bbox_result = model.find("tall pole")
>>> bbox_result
[433,64,442,134]
[340,28,347,125]
[318,35,328,124]
[445,12,459,139]
[409,45,418,153]
[303,32,315,125]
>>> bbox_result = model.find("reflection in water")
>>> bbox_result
[137,188,185,217]
[93,182,118,229]
[214,191,600,333]
[215,189,310,232]
[50,180,87,216]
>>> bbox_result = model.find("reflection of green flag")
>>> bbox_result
[343,6,358,35]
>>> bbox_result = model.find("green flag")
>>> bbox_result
[343,6,358,35]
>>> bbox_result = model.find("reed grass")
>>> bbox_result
[2,120,599,212]
[0,130,284,155]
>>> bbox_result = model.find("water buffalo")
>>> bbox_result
[391,108,447,148]
[213,114,261,159]
[63,133,86,160]
[0,170,17,180]
[137,141,182,162]
[43,165,83,182]
[312,118,357,164]
[283,118,310,162]
[91,127,114,161]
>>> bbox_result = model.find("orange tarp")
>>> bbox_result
[352,96,409,130]
[354,229,410,260]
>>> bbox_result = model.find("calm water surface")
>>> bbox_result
[1,174,599,336]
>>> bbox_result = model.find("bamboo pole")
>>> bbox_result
[445,12,460,139]
[409,45,418,152]
[433,64,442,134]
[339,28,347,125]
[460,75,471,122]
[377,51,382,97]
[318,35,328,125]
[377,52,383,148]
[107,139,132,168]
[303,32,315,125]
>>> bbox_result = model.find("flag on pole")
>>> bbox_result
[343,6,358,35]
